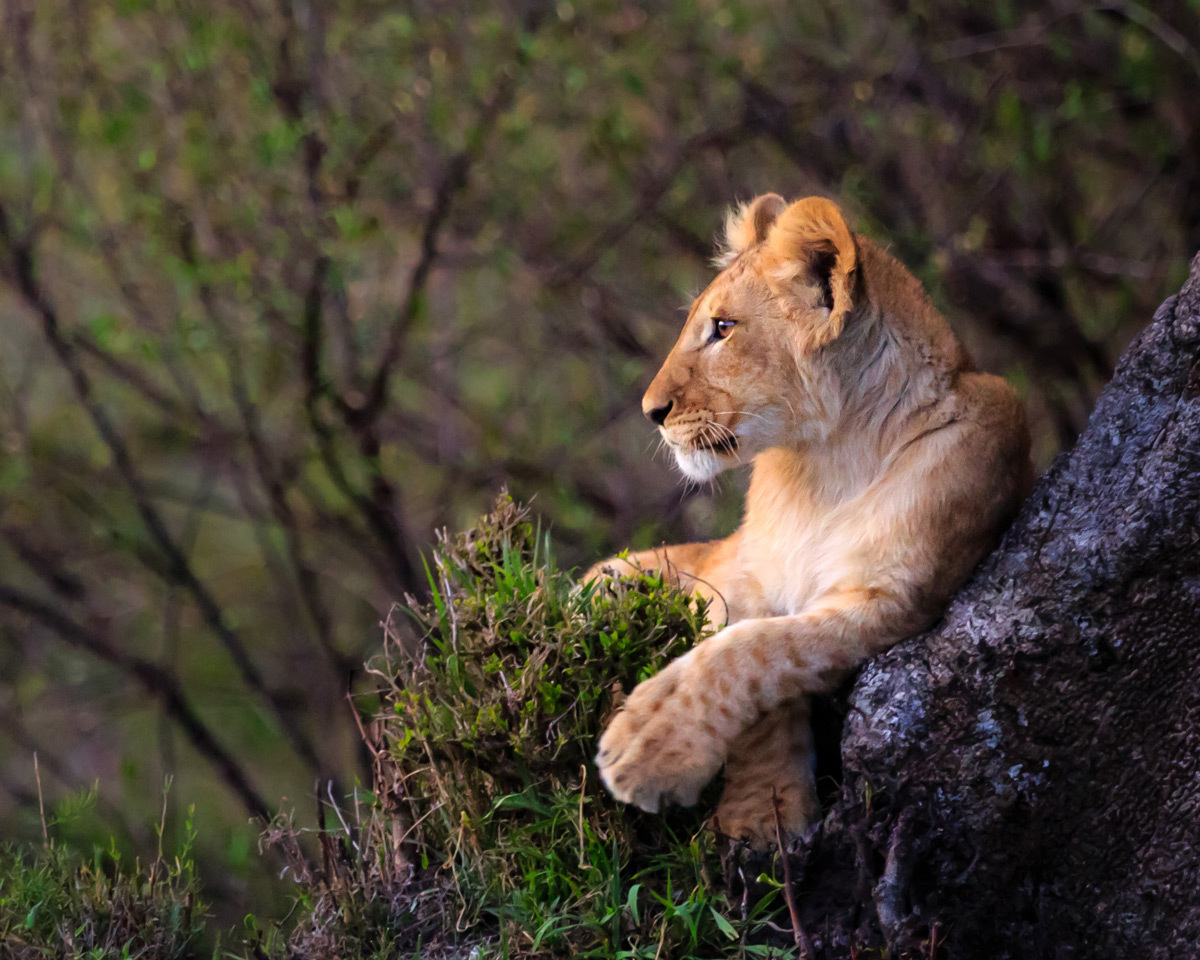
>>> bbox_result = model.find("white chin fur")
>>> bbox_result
[673,446,727,482]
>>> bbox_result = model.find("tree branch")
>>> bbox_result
[0,583,272,822]
[0,198,324,778]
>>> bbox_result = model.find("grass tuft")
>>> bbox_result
[0,793,204,960]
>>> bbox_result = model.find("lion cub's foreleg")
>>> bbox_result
[713,698,817,845]
[596,596,908,818]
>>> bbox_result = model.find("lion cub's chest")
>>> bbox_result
[739,450,882,618]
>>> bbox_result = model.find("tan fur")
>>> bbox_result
[586,196,1032,846]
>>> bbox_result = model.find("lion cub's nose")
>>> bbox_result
[644,400,673,426]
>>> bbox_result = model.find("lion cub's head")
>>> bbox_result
[642,194,860,481]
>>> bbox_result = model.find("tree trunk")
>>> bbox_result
[791,253,1200,959]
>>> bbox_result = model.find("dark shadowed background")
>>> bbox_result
[0,0,1197,922]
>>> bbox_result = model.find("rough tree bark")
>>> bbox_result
[791,252,1200,959]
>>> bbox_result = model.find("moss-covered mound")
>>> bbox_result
[268,496,790,959]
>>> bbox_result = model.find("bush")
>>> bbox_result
[263,496,792,959]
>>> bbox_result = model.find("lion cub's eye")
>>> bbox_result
[710,318,736,342]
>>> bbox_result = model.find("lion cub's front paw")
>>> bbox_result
[712,780,816,849]
[582,556,640,587]
[595,663,725,813]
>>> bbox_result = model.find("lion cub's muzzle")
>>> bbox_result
[660,414,740,456]
[694,431,738,454]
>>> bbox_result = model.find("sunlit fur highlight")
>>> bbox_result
[586,195,1032,846]
[714,192,787,268]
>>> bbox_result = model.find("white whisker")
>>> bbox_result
[704,419,745,465]
[713,409,770,423]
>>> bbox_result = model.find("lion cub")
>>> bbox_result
[587,195,1031,845]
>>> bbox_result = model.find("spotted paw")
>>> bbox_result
[595,660,725,813]
[711,780,817,849]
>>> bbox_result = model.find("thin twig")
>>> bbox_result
[346,690,383,762]
[773,787,814,960]
[577,764,587,866]
[33,752,47,846]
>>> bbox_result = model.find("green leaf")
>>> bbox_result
[710,905,738,940]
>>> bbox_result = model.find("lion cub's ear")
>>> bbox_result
[717,193,787,266]
[765,196,858,351]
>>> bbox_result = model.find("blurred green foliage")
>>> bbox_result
[0,0,1196,928]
